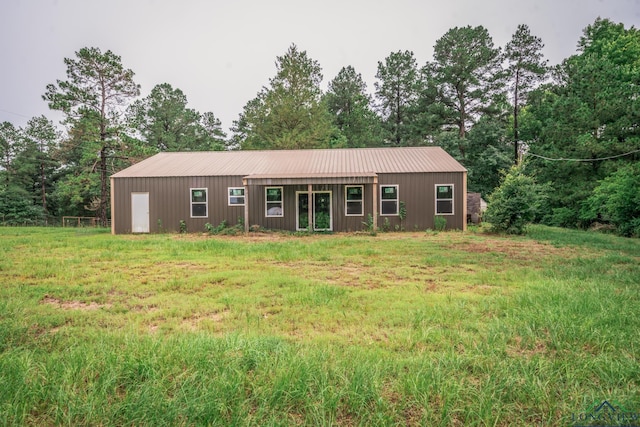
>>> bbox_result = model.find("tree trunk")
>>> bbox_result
[99,108,108,227]
[395,85,402,145]
[100,147,108,227]
[40,161,47,225]
[99,85,109,228]
[457,87,466,140]
[514,71,520,165]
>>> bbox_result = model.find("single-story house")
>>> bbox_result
[110,147,467,234]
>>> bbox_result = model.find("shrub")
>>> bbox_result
[543,207,579,228]
[580,164,640,237]
[0,186,45,225]
[484,165,546,235]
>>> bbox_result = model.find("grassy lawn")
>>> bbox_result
[0,226,639,426]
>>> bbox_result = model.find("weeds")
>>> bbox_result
[0,226,638,425]
[362,214,376,236]
[434,215,447,231]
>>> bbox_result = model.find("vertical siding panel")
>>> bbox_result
[113,171,465,233]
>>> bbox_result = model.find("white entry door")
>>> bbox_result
[131,193,150,233]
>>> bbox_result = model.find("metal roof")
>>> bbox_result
[111,147,466,179]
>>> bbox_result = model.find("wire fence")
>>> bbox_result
[62,216,102,227]
[0,215,109,228]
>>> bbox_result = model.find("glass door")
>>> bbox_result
[296,191,332,231]
[297,192,309,230]
[313,192,332,231]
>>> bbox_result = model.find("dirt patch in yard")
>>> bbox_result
[506,335,551,357]
[448,237,573,261]
[181,310,230,330]
[42,296,112,310]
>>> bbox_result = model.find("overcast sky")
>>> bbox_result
[2,0,640,135]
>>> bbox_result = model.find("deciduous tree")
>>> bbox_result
[523,18,640,227]
[580,163,640,236]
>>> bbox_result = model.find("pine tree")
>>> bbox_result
[427,26,504,156]
[325,66,383,147]
[504,24,547,164]
[232,44,337,150]
[374,51,420,146]
[43,47,140,226]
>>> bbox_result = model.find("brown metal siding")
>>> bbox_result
[112,176,245,234]
[243,184,374,233]
[376,172,466,231]
[112,171,466,234]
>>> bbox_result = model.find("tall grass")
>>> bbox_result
[0,226,638,425]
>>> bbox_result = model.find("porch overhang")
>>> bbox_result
[242,172,379,233]
[242,172,378,186]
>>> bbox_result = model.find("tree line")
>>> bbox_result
[1,18,638,236]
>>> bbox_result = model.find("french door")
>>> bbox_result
[296,191,332,231]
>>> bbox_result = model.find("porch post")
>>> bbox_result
[243,179,249,233]
[462,171,468,232]
[372,176,378,231]
[307,183,313,232]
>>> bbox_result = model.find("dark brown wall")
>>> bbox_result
[111,176,245,234]
[379,172,467,231]
[111,171,466,234]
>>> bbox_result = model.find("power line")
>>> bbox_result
[526,148,640,162]
[0,108,32,119]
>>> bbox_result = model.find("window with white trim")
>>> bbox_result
[228,187,245,206]
[265,187,283,217]
[345,185,364,216]
[436,184,454,215]
[190,188,208,218]
[380,185,399,215]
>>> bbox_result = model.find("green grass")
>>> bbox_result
[0,225,639,425]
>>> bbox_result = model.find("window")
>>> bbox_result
[265,187,283,217]
[380,185,398,215]
[436,184,454,215]
[190,188,208,218]
[345,185,363,216]
[228,187,245,206]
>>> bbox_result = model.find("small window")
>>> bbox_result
[381,185,398,216]
[191,188,208,218]
[228,187,245,206]
[436,184,454,215]
[345,185,363,216]
[265,187,283,217]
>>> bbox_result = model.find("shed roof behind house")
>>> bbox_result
[111,147,466,178]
